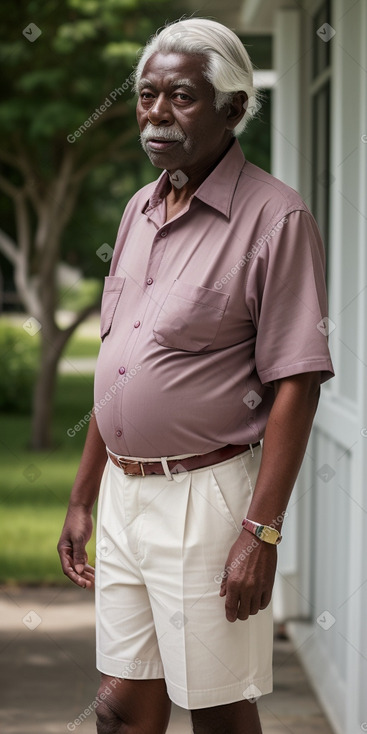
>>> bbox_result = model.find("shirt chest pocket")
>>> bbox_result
[153,279,229,352]
[100,276,126,340]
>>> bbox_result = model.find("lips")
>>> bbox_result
[146,139,180,150]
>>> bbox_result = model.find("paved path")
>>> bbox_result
[0,586,334,733]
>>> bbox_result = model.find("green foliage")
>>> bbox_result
[240,89,271,173]
[0,0,180,282]
[0,322,40,413]
[0,1,270,282]
[57,277,102,312]
[0,0,172,147]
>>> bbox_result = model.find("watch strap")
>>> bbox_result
[242,518,282,545]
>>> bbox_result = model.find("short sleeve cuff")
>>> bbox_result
[258,358,335,386]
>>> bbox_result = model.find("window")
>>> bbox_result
[311,0,333,280]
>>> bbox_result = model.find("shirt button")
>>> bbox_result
[134,320,140,328]
[160,230,168,237]
[116,429,122,437]
[146,277,153,285]
[118,366,125,375]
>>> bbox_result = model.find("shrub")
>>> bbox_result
[0,323,39,413]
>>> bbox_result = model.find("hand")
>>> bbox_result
[57,505,95,589]
[219,529,277,622]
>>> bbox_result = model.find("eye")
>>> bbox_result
[140,91,154,100]
[173,92,192,102]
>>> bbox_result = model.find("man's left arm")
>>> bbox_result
[221,371,320,622]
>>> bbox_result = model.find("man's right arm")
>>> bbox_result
[57,410,107,589]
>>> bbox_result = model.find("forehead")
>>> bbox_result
[139,51,211,91]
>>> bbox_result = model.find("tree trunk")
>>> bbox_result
[29,299,99,450]
[0,142,130,450]
[30,331,64,450]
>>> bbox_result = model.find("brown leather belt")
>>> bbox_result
[107,442,260,477]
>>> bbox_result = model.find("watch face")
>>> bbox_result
[242,519,281,544]
[261,527,280,544]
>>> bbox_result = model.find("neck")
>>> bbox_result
[166,137,234,204]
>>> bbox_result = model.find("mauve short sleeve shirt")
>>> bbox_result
[94,139,334,457]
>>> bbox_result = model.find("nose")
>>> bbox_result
[148,93,174,126]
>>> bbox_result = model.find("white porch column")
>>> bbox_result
[272,9,301,190]
[271,8,302,622]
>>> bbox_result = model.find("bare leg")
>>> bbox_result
[95,675,171,734]
[190,699,262,734]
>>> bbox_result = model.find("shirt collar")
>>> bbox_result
[142,138,246,220]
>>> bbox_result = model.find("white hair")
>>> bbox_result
[133,18,261,136]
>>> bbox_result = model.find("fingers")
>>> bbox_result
[259,590,272,610]
[224,584,241,623]
[219,539,276,621]
[73,538,89,575]
[77,566,95,590]
[58,543,95,589]
[223,581,270,622]
[64,562,95,589]
[238,593,262,620]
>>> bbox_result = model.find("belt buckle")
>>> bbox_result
[117,457,145,476]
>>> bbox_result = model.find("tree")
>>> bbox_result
[0,0,173,449]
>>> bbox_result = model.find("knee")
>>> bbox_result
[95,677,171,734]
[95,700,122,734]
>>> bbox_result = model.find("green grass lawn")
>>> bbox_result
[0,371,98,585]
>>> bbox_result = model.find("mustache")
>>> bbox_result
[140,124,186,144]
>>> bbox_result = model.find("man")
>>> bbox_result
[58,17,334,734]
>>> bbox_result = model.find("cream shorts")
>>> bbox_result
[95,444,273,710]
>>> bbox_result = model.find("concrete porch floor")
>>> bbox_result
[0,586,334,733]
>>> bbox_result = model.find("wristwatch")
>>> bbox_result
[242,518,282,545]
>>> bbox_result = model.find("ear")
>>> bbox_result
[225,91,248,131]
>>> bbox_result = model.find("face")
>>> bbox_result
[136,52,239,175]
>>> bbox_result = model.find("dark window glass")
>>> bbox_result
[312,82,331,281]
[311,1,332,282]
[313,0,331,78]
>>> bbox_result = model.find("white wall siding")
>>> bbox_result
[272,9,301,191]
[313,429,351,681]
[271,7,303,623]
[270,1,367,732]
